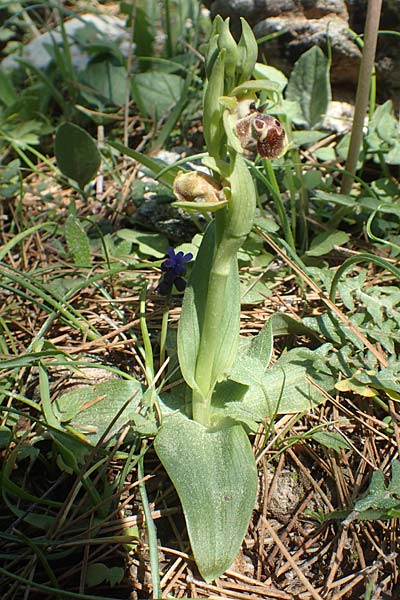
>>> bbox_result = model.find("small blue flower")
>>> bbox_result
[156,247,193,296]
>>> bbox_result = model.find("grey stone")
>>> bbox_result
[2,14,130,72]
[254,15,360,88]
[204,0,400,99]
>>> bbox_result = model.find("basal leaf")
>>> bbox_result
[132,71,184,119]
[354,461,400,513]
[155,413,257,582]
[55,122,101,188]
[286,46,331,128]
[80,60,126,107]
[116,229,168,258]
[306,230,350,257]
[65,215,92,267]
[215,346,333,426]
[310,430,351,451]
[54,379,143,445]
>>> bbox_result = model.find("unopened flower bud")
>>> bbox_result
[173,171,227,212]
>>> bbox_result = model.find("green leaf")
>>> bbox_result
[86,563,109,587]
[65,215,92,267]
[86,563,125,588]
[0,69,17,106]
[306,230,350,257]
[253,63,288,92]
[213,346,333,427]
[310,430,351,451]
[132,72,184,119]
[354,461,400,513]
[0,426,12,449]
[116,229,168,258]
[154,413,257,582]
[54,379,143,445]
[292,130,327,146]
[231,78,280,97]
[55,123,101,188]
[286,46,331,128]
[313,147,336,161]
[133,6,154,70]
[80,61,127,107]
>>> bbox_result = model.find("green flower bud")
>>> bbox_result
[205,33,219,79]
[237,18,258,84]
[217,18,239,92]
[203,49,226,158]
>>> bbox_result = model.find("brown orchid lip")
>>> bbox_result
[235,105,287,159]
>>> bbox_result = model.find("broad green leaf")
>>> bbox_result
[292,130,327,146]
[55,123,101,188]
[231,79,280,96]
[253,63,288,92]
[235,319,273,368]
[0,68,17,106]
[0,426,12,449]
[116,229,168,258]
[50,429,91,472]
[240,278,272,305]
[86,563,125,588]
[155,413,257,582]
[310,430,351,451]
[213,346,334,427]
[302,170,323,190]
[132,72,184,119]
[353,364,400,396]
[286,46,331,128]
[54,379,143,445]
[354,461,400,513]
[86,563,110,587]
[303,312,364,349]
[80,61,126,107]
[306,230,350,257]
[386,142,400,165]
[269,312,323,339]
[313,147,336,161]
[65,215,92,267]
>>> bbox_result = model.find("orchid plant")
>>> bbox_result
[154,17,288,582]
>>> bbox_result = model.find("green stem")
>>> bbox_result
[139,285,154,385]
[260,160,296,251]
[159,301,169,370]
[192,214,242,426]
